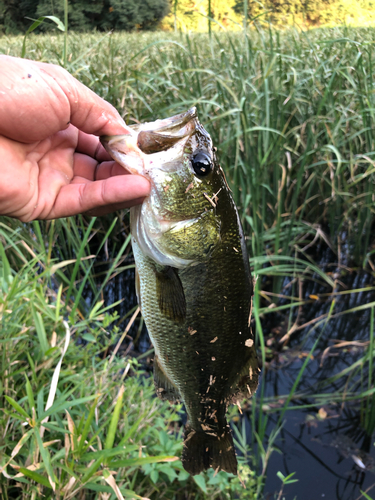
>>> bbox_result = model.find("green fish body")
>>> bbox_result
[101,108,259,475]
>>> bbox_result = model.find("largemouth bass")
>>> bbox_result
[101,108,259,476]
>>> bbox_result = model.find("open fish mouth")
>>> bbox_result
[101,107,208,269]
[131,107,197,136]
[100,107,197,175]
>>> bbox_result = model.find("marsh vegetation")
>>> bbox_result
[0,26,375,499]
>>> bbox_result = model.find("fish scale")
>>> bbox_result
[101,107,260,475]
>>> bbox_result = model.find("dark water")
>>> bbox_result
[261,356,375,500]
[258,244,375,500]
[264,410,375,500]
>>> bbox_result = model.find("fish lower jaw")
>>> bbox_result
[103,149,144,176]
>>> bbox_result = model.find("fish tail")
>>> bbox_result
[182,423,237,476]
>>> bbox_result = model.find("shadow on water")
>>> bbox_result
[248,406,375,500]
[94,236,374,500]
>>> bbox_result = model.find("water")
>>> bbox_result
[260,350,375,500]
[257,243,375,499]
[264,410,375,500]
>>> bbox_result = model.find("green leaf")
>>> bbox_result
[55,284,63,322]
[105,385,124,452]
[5,396,30,419]
[85,483,147,499]
[77,397,98,455]
[81,457,103,484]
[0,240,12,291]
[85,483,114,492]
[118,414,145,446]
[37,387,45,418]
[110,455,178,468]
[179,469,190,481]
[27,15,65,34]
[44,347,59,357]
[80,445,138,462]
[24,375,36,416]
[19,467,52,488]
[34,428,57,490]
[39,394,98,420]
[40,422,67,435]
[64,217,96,314]
[281,471,299,484]
[32,307,48,355]
[50,448,67,464]
[27,352,36,379]
[81,333,96,343]
[158,464,178,481]
[92,233,132,305]
[277,471,285,481]
[88,300,104,319]
[193,474,207,493]
[360,491,374,500]
[150,469,159,483]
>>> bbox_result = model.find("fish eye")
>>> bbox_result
[191,151,212,177]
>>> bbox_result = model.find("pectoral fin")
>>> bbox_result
[154,355,181,402]
[155,266,186,323]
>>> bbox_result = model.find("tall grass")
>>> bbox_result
[0,219,265,499]
[3,26,375,268]
[1,25,375,497]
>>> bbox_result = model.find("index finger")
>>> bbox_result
[76,130,113,162]
[0,56,131,143]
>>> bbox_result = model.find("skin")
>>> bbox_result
[0,55,150,222]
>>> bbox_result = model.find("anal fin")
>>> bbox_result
[230,334,260,403]
[154,355,181,403]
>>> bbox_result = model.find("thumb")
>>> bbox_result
[35,60,131,137]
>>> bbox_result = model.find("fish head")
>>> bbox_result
[101,108,230,268]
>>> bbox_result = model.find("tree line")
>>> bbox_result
[1,0,374,35]
[0,0,170,34]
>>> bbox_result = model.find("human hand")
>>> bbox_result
[0,55,150,221]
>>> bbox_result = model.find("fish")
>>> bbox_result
[100,107,260,476]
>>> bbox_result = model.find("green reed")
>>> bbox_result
[3,26,375,268]
[1,25,375,498]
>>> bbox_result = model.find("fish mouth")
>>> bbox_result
[131,107,197,135]
[100,107,197,176]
